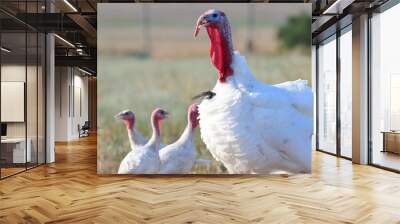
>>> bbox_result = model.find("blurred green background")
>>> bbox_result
[97,3,311,174]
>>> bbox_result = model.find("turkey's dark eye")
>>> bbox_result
[212,13,218,18]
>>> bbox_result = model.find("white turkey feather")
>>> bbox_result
[159,126,197,174]
[199,52,313,174]
[274,80,314,117]
[130,128,165,150]
[118,146,160,174]
[131,128,148,148]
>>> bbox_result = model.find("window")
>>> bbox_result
[339,27,352,158]
[317,35,337,154]
[371,3,400,171]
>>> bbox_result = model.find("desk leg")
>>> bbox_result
[382,133,386,153]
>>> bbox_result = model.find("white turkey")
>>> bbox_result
[115,110,148,149]
[117,108,168,174]
[193,9,313,174]
[159,103,199,174]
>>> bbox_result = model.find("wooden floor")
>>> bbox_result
[1,167,26,178]
[1,135,400,224]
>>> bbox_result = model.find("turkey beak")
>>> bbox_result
[114,112,123,120]
[194,15,207,37]
[162,111,169,118]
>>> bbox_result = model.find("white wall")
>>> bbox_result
[55,67,69,141]
[55,67,89,141]
[1,66,26,136]
[1,65,27,142]
[73,73,89,137]
[1,65,38,137]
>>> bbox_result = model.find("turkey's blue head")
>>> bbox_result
[194,9,234,83]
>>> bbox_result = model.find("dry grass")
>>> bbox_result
[98,27,278,58]
[97,53,311,174]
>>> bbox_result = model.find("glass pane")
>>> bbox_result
[26,0,38,169]
[1,31,27,177]
[371,4,400,171]
[312,45,317,150]
[38,33,45,165]
[27,31,38,169]
[317,36,337,154]
[340,29,352,158]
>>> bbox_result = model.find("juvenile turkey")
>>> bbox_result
[118,108,168,174]
[115,110,148,149]
[159,103,199,174]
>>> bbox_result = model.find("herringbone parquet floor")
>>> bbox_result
[1,135,400,224]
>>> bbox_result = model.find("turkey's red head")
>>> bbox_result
[194,9,234,83]
[151,108,169,136]
[115,110,135,130]
[188,103,199,129]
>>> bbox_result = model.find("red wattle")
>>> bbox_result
[125,119,134,130]
[206,26,233,83]
[155,119,162,136]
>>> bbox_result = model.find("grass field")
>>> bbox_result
[97,52,311,174]
[97,3,311,174]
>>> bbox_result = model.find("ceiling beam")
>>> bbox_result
[312,15,335,33]
[67,13,97,39]
[323,0,356,14]
[55,55,96,72]
[13,13,82,32]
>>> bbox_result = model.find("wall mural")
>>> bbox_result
[97,3,313,174]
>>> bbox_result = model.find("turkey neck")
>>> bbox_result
[206,20,234,83]
[178,110,198,144]
[147,116,161,150]
[178,123,194,144]
[126,128,136,149]
[125,119,137,149]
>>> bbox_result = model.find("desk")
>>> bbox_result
[1,138,31,163]
[382,131,400,154]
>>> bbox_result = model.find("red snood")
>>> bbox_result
[206,25,233,83]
